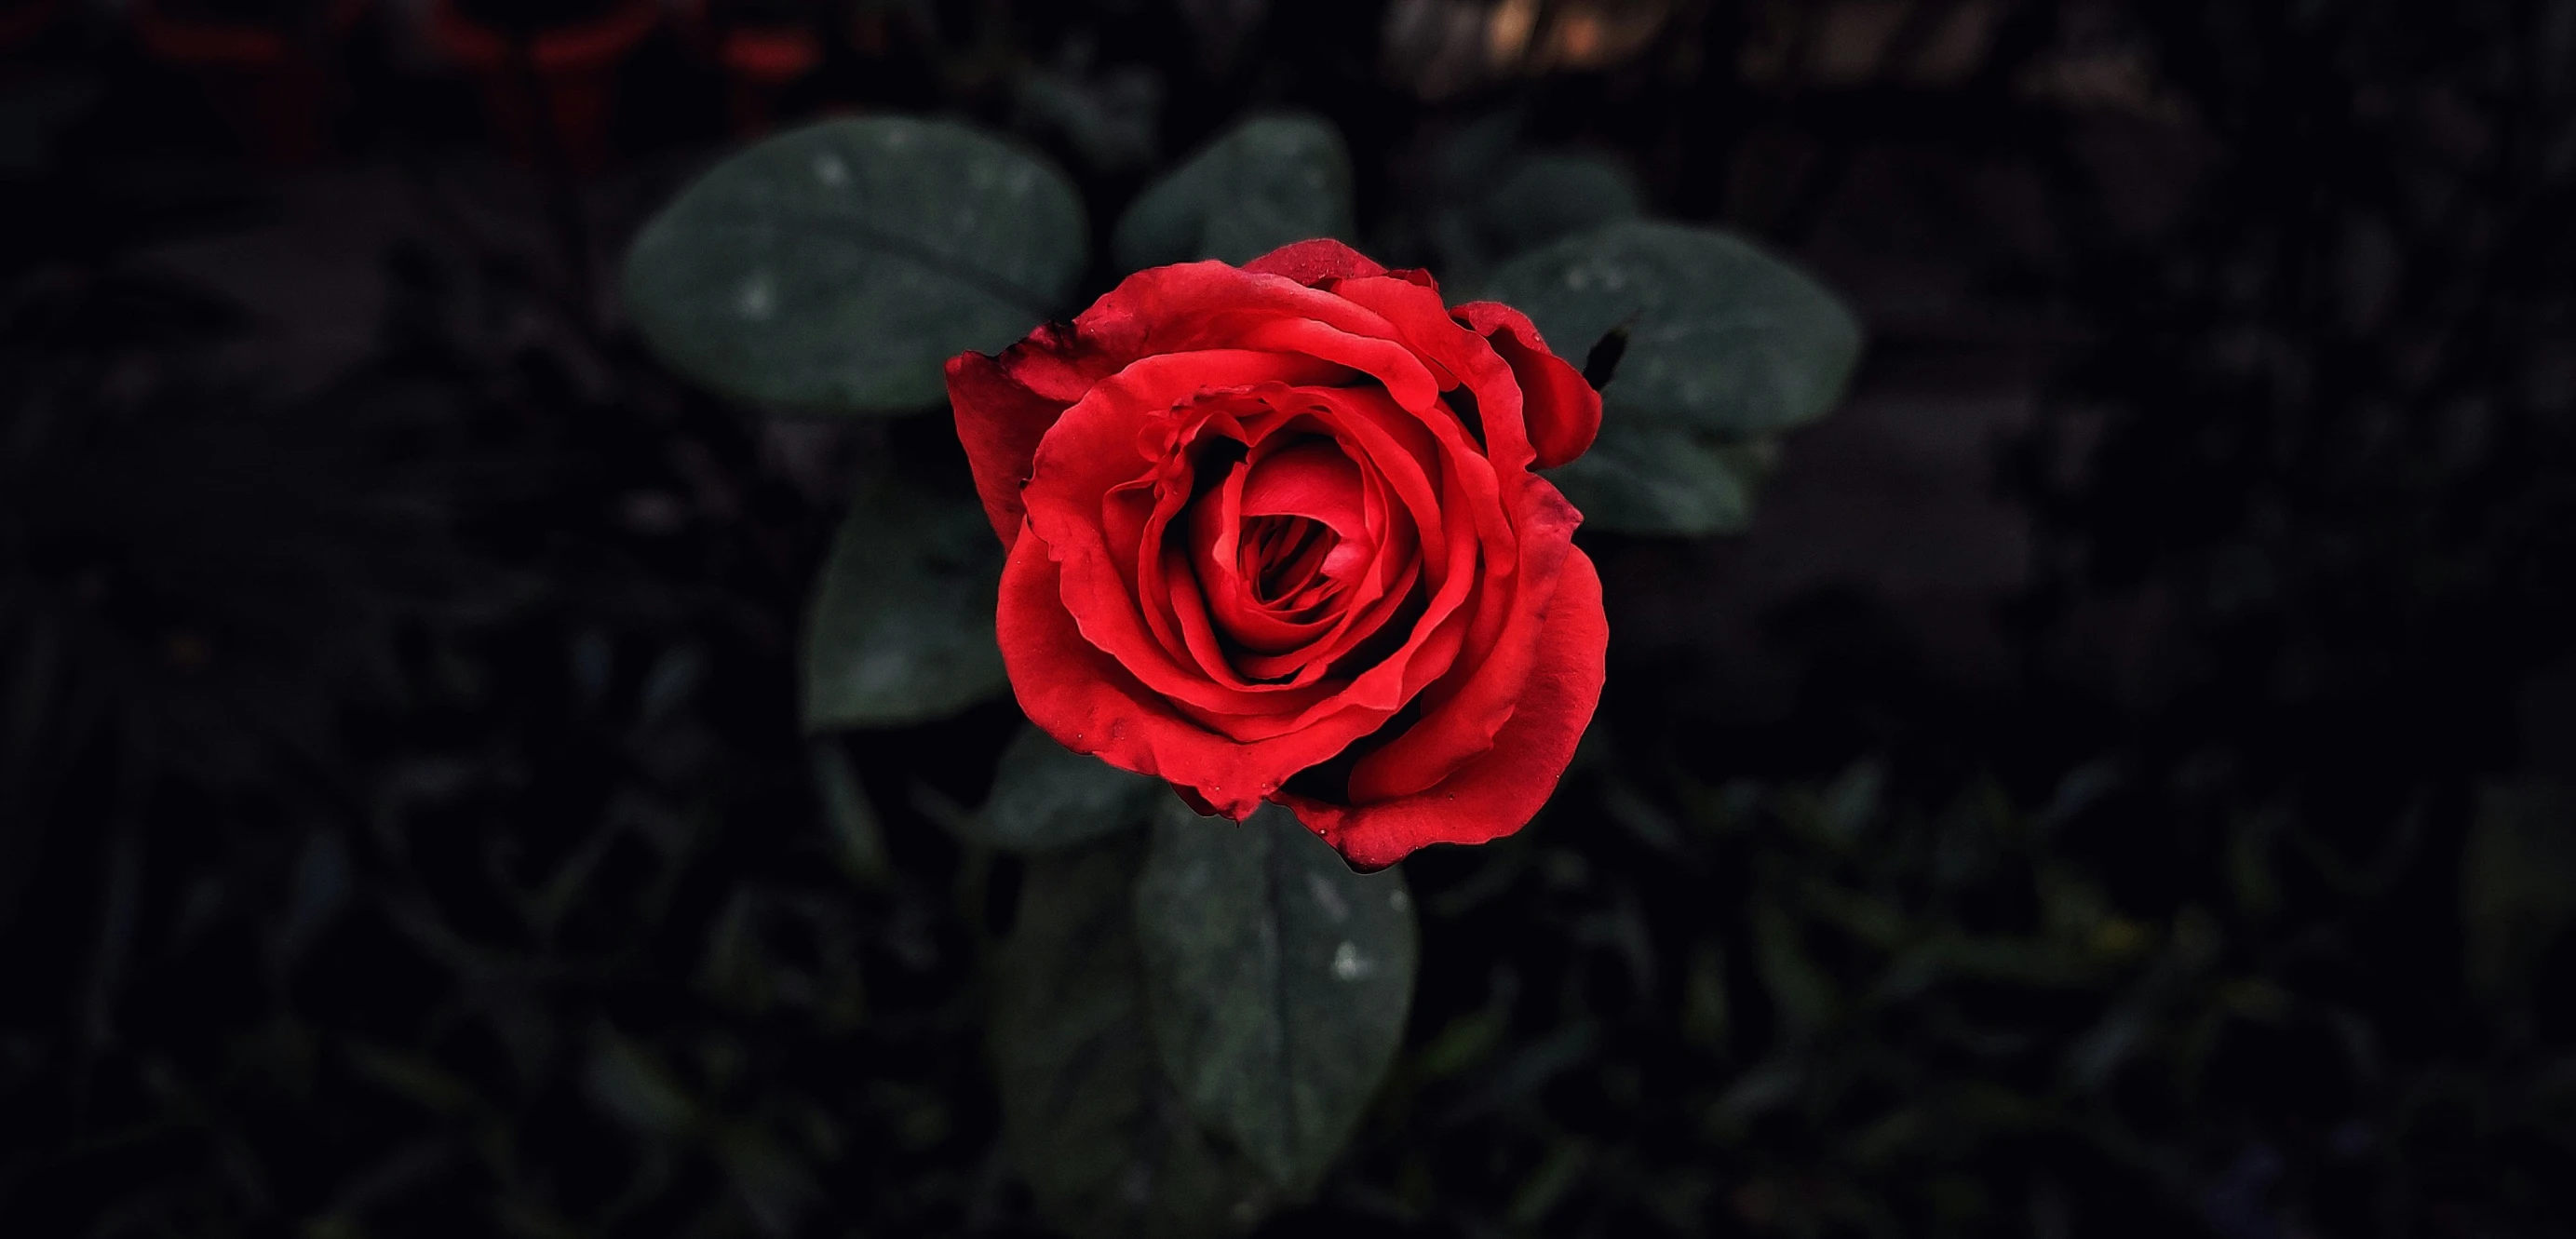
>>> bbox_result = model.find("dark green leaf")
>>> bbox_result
[624,116,1086,415]
[990,836,1278,1239]
[970,724,1167,852]
[1133,802,1419,1195]
[1113,115,1355,272]
[1477,220,1862,437]
[1544,422,1773,536]
[800,478,1008,731]
[1472,153,1644,258]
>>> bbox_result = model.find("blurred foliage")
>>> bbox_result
[0,109,1011,1234]
[1349,745,2576,1236]
[4,1,2576,1237]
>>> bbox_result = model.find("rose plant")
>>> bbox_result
[624,111,1856,1236]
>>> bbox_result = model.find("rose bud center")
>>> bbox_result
[1182,433,1392,675]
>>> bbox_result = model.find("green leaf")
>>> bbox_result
[1425,151,1645,283]
[1475,221,1857,535]
[1477,220,1862,437]
[990,836,1278,1239]
[1545,423,1777,537]
[1133,801,1419,1195]
[1113,114,1355,272]
[624,115,1086,416]
[800,478,1008,731]
[1469,153,1645,260]
[970,724,1167,852]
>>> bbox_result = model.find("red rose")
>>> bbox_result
[946,239,1608,869]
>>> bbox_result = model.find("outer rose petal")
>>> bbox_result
[1244,238,1387,286]
[947,322,1125,548]
[1347,477,1583,802]
[951,256,1420,552]
[947,350,1066,548]
[1073,260,1402,366]
[1276,548,1608,869]
[1455,302,1602,468]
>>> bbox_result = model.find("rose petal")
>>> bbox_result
[1243,238,1388,286]
[1230,554,1417,683]
[1348,477,1582,801]
[1239,437,1368,540]
[1235,316,1446,413]
[1326,276,1523,464]
[1456,302,1602,468]
[1003,526,1416,816]
[1028,356,1358,721]
[947,350,1067,548]
[1301,387,1450,586]
[1277,548,1607,869]
[1073,260,1405,364]
[1190,417,1424,681]
[1031,397,1453,734]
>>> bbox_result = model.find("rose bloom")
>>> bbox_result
[947,239,1607,869]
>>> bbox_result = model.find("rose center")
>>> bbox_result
[1242,513,1342,608]
[1179,432,1386,668]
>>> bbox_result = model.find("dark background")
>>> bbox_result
[6,1,2576,1235]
